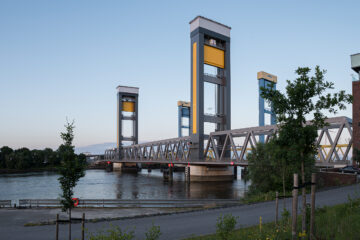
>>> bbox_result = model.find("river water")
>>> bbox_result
[0,169,249,202]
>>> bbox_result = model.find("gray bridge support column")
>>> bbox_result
[189,16,231,163]
[116,86,139,160]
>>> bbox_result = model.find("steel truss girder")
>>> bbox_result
[105,116,352,166]
[115,136,192,163]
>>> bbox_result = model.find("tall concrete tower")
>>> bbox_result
[189,16,231,161]
[258,71,277,143]
[351,53,360,164]
[116,86,139,159]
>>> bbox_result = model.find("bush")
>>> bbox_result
[216,214,237,240]
[145,224,161,240]
[87,225,134,240]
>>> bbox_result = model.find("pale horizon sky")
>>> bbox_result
[0,0,359,150]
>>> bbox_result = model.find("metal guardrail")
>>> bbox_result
[0,200,12,208]
[19,199,61,207]
[18,199,240,208]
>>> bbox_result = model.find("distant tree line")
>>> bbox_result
[0,146,86,170]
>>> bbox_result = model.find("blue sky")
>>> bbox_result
[0,0,359,150]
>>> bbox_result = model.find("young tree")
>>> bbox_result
[261,66,352,233]
[58,120,85,240]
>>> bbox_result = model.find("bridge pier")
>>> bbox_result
[189,166,233,182]
[113,162,139,173]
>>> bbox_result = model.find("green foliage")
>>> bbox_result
[0,145,83,170]
[247,139,298,195]
[187,197,360,240]
[86,225,135,240]
[58,120,86,212]
[260,66,352,174]
[145,224,161,240]
[85,224,162,240]
[248,66,352,195]
[242,191,278,204]
[247,143,275,193]
[216,214,237,240]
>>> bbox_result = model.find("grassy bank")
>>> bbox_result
[186,196,360,240]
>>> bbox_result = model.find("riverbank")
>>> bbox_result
[0,207,203,227]
[1,184,358,240]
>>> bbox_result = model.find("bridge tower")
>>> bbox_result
[258,71,277,143]
[116,86,139,158]
[351,53,360,165]
[178,101,190,137]
[189,16,231,161]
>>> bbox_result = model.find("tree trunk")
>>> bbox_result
[69,209,71,240]
[301,160,306,235]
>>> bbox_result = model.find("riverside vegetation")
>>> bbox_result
[186,195,360,240]
[0,145,86,172]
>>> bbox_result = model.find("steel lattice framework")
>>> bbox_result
[105,116,352,166]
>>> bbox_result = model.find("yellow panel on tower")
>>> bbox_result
[204,45,225,69]
[122,101,135,112]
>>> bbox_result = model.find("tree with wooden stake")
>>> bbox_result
[261,66,352,236]
[58,120,85,240]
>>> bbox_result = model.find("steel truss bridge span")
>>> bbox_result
[105,117,352,167]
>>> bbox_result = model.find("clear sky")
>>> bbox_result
[0,0,359,150]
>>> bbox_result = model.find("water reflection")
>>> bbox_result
[0,169,248,202]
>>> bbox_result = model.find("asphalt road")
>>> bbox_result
[1,184,359,240]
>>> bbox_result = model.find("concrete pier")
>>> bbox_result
[113,162,139,172]
[190,166,234,182]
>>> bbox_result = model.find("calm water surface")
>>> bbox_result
[0,169,249,202]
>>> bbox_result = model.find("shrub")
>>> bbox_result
[87,225,134,240]
[216,214,237,240]
[145,224,161,240]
